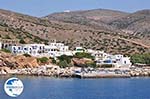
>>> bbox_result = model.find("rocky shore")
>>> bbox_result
[1,51,150,78]
[1,64,150,78]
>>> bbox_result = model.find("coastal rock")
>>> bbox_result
[72,58,93,67]
[0,51,39,69]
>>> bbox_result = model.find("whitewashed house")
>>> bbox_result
[110,55,132,67]
[46,42,73,57]
[92,51,132,68]
[72,47,86,55]
[44,45,58,57]
[92,51,109,61]
[0,39,19,49]
[10,44,45,57]
[9,42,73,58]
[4,39,132,67]
[0,41,2,50]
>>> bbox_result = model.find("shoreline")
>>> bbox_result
[1,72,150,79]
[1,65,150,79]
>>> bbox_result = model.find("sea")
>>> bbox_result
[0,75,150,99]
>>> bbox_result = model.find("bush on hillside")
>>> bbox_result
[23,53,31,57]
[1,49,11,53]
[57,55,72,68]
[37,57,49,63]
[131,53,150,64]
[19,39,26,44]
[74,52,94,59]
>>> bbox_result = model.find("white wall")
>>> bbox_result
[0,42,2,50]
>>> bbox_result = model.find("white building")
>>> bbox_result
[10,44,45,57]
[0,39,19,49]
[0,42,2,50]
[110,55,132,67]
[72,47,86,55]
[46,42,73,57]
[9,42,73,58]
[3,39,132,68]
[92,51,131,68]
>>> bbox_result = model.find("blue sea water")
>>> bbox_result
[0,76,150,99]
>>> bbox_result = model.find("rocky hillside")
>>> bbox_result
[0,9,150,55]
[109,10,150,44]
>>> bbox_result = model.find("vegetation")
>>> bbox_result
[98,64,115,68]
[1,49,11,53]
[131,53,150,64]
[19,39,26,44]
[23,53,31,57]
[73,52,94,59]
[85,62,97,68]
[58,60,69,68]
[4,35,11,39]
[57,55,72,68]
[58,55,72,64]
[37,57,49,63]
[49,57,56,64]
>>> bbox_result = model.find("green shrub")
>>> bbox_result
[1,49,11,53]
[131,53,150,64]
[57,55,72,68]
[58,60,69,68]
[49,57,56,64]
[19,39,26,44]
[4,35,11,39]
[74,52,94,59]
[98,64,114,68]
[58,55,72,64]
[86,62,97,68]
[23,53,31,57]
[37,57,49,63]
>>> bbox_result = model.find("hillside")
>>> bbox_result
[45,9,129,32]
[0,9,150,55]
[109,9,150,43]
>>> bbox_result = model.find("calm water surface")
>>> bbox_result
[0,76,150,99]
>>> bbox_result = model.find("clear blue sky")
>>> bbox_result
[0,0,150,17]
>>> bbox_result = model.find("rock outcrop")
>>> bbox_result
[72,58,93,67]
[0,51,39,69]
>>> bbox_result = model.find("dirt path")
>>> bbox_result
[118,37,150,48]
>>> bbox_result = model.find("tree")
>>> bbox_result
[74,52,94,59]
[49,57,56,64]
[57,55,72,68]
[58,55,72,64]
[37,57,49,63]
[131,53,150,64]
[58,60,68,68]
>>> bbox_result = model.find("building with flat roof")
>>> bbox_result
[0,39,19,49]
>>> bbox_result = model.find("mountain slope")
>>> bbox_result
[109,10,150,41]
[45,9,129,31]
[0,9,149,55]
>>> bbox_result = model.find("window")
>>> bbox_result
[24,48,27,50]
[13,47,16,50]
[124,61,127,64]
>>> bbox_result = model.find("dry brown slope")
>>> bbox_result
[0,9,149,55]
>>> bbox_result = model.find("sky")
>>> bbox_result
[0,0,150,17]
